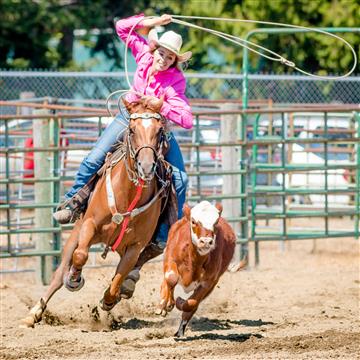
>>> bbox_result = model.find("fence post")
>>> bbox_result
[33,109,53,285]
[19,92,35,115]
[220,103,242,263]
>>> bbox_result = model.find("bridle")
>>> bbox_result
[124,111,167,184]
[102,110,171,257]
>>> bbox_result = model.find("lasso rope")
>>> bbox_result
[108,14,358,116]
[171,15,357,80]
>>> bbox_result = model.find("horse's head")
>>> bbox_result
[123,97,167,182]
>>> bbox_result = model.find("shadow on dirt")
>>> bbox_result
[110,317,177,330]
[190,317,274,332]
[110,316,274,333]
[111,318,154,330]
[174,332,264,342]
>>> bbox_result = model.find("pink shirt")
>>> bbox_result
[115,14,193,129]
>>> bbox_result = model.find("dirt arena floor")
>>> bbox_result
[1,227,359,359]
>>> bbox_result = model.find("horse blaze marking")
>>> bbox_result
[142,118,152,129]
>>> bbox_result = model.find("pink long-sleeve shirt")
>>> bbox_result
[115,14,193,129]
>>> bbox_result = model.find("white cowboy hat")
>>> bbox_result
[148,29,192,63]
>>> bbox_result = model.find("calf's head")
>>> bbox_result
[184,201,223,256]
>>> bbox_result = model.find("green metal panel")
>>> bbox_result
[355,112,360,239]
[0,105,358,272]
[242,27,359,264]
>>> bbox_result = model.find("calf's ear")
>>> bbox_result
[183,204,191,220]
[215,202,223,217]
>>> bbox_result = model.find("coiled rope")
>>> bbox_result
[107,14,358,115]
[171,15,357,80]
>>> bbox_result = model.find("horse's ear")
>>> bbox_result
[183,204,191,220]
[147,96,164,113]
[122,98,132,112]
[215,202,223,217]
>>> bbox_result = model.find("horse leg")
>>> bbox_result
[20,221,82,328]
[174,282,216,337]
[64,217,96,291]
[100,242,142,311]
[155,261,179,317]
[120,241,163,299]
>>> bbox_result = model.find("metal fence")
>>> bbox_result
[1,71,359,104]
[0,99,359,281]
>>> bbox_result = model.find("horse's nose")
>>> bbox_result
[137,159,156,178]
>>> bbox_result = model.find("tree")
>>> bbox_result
[0,0,358,75]
[149,0,360,75]
[0,0,150,69]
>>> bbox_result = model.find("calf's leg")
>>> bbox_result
[175,282,216,337]
[155,261,179,316]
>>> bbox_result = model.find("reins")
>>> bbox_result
[101,110,170,257]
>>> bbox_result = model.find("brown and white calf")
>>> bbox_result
[156,200,236,337]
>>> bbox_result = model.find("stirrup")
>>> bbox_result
[53,206,80,224]
[53,197,84,224]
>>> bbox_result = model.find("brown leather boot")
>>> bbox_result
[53,199,82,224]
[53,174,99,224]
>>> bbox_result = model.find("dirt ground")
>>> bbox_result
[0,230,359,359]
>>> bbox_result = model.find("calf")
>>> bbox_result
[156,201,236,337]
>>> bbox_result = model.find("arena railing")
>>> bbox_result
[0,99,358,280]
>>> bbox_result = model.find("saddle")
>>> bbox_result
[61,141,178,229]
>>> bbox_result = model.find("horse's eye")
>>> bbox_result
[158,128,164,139]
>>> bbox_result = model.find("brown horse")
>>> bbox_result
[21,97,171,328]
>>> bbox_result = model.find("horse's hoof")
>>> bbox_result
[154,307,163,316]
[19,299,46,328]
[99,297,120,312]
[19,315,36,328]
[120,269,140,299]
[64,273,85,292]
[154,308,161,315]
[119,278,136,299]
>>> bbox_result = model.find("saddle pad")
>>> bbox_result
[156,160,178,227]
[97,141,126,177]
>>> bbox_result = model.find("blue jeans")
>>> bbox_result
[65,114,188,244]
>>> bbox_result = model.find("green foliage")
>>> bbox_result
[0,0,147,69]
[0,0,358,75]
[150,0,360,75]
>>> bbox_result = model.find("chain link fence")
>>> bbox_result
[1,71,359,104]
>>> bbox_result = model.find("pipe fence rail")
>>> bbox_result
[0,99,359,280]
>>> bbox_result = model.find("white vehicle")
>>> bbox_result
[274,112,356,206]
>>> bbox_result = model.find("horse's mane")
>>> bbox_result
[125,97,164,115]
[124,98,168,130]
